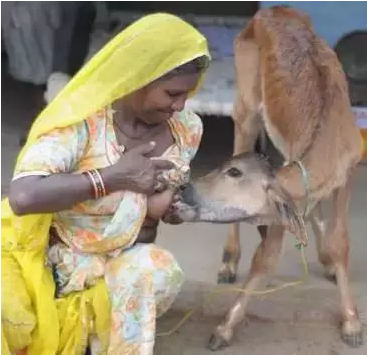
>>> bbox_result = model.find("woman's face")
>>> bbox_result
[126,72,201,125]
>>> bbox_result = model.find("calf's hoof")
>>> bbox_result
[341,320,363,348]
[207,333,230,352]
[217,268,237,284]
[325,274,337,285]
[207,326,233,352]
[217,250,239,284]
[322,264,337,284]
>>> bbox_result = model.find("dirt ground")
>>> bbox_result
[2,68,367,355]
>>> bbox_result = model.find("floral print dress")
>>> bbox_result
[13,107,203,354]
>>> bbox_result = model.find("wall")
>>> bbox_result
[261,1,367,48]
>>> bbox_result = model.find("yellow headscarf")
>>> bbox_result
[1,13,209,354]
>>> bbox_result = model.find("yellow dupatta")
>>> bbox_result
[1,13,209,354]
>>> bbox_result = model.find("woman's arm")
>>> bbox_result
[10,171,176,217]
[9,173,93,215]
[10,142,174,216]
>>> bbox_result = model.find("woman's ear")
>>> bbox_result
[266,181,308,246]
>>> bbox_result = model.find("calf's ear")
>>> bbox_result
[267,182,308,246]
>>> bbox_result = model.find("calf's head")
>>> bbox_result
[173,152,308,246]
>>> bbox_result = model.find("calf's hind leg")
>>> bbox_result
[218,223,242,284]
[320,170,362,347]
[310,201,337,283]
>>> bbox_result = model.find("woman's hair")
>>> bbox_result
[160,55,210,80]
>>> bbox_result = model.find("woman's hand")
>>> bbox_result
[9,142,174,216]
[100,141,174,195]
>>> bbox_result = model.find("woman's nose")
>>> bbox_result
[171,97,186,112]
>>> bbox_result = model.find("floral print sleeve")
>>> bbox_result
[13,122,89,180]
[159,110,203,188]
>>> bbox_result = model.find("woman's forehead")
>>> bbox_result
[159,73,201,90]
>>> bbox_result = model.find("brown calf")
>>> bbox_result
[167,5,364,351]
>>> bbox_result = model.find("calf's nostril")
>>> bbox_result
[179,183,197,207]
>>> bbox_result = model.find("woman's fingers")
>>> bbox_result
[151,159,175,171]
[153,181,165,192]
[153,172,165,192]
[130,141,156,156]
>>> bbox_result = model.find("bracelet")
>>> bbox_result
[83,170,98,199]
[83,169,107,199]
[90,169,107,198]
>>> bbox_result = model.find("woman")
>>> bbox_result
[2,13,210,354]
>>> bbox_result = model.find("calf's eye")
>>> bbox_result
[226,167,243,178]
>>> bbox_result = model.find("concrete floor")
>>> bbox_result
[1,69,367,355]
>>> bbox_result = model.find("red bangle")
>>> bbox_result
[83,169,107,199]
[90,169,107,198]
[83,171,98,199]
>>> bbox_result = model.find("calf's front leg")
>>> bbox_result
[210,225,284,351]
[218,100,261,284]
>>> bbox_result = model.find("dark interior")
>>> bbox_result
[106,2,259,17]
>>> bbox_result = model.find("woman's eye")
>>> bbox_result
[166,91,181,98]
[226,167,243,178]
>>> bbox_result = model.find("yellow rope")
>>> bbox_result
[157,245,309,337]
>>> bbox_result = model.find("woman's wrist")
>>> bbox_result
[9,172,102,215]
[98,166,118,194]
[83,169,107,199]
